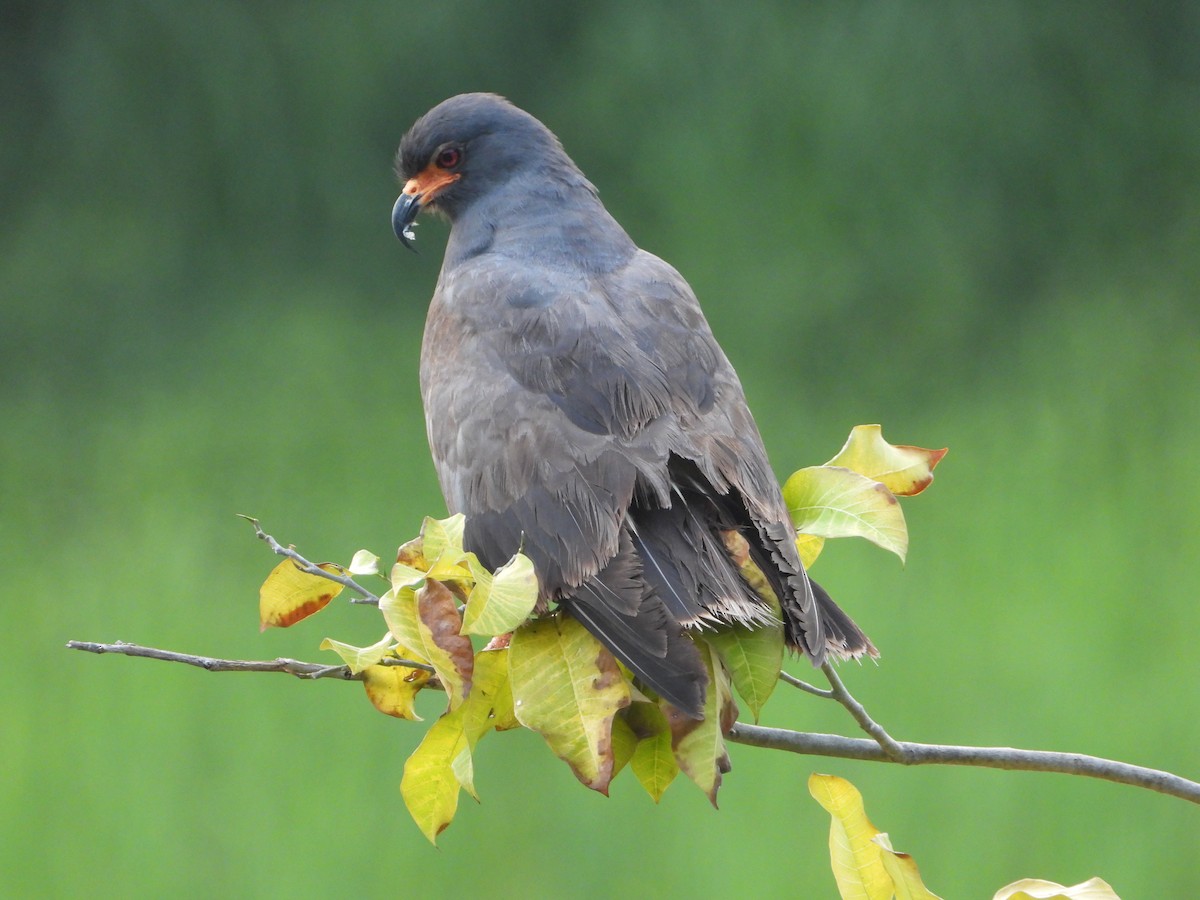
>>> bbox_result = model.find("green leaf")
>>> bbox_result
[669,641,735,807]
[705,621,784,722]
[808,773,891,900]
[626,701,678,802]
[783,465,909,562]
[461,552,539,636]
[509,615,631,794]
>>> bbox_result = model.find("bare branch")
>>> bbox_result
[725,723,1200,805]
[240,515,381,606]
[65,640,436,678]
[821,662,906,761]
[67,639,1200,805]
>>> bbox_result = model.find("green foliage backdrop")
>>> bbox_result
[4,2,1198,896]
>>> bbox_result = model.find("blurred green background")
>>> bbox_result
[4,1,1198,897]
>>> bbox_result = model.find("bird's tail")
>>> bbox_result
[806,577,878,661]
[563,530,708,718]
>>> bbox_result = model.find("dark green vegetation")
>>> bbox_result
[4,2,1198,896]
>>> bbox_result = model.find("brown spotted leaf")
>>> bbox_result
[826,424,947,497]
[258,559,343,631]
[416,579,474,709]
[509,615,632,794]
[380,580,473,707]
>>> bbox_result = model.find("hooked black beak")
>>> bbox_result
[391,193,422,251]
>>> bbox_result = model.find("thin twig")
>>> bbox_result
[726,723,1200,805]
[240,516,381,606]
[780,670,834,699]
[65,640,437,678]
[822,662,907,761]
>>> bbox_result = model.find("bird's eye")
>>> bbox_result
[435,147,461,169]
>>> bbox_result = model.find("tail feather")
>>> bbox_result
[564,529,707,717]
[808,577,878,660]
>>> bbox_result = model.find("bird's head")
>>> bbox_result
[391,93,567,250]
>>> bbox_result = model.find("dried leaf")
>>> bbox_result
[826,424,947,497]
[808,773,892,900]
[509,615,631,794]
[380,580,474,706]
[258,559,343,631]
[416,579,474,708]
[461,552,539,636]
[783,466,909,562]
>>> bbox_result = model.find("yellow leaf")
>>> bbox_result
[509,615,631,794]
[400,706,468,844]
[258,559,343,631]
[670,641,735,807]
[874,833,944,900]
[783,466,909,562]
[462,552,539,636]
[808,773,892,900]
[379,586,427,663]
[796,532,825,568]
[389,562,427,590]
[826,424,947,497]
[421,514,467,570]
[319,632,394,674]
[993,878,1121,900]
[361,663,430,720]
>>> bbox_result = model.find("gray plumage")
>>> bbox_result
[393,93,875,717]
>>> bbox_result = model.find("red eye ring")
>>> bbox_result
[436,147,461,169]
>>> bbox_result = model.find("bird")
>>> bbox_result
[392,93,875,718]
